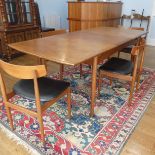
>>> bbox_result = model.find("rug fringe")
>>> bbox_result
[0,123,41,155]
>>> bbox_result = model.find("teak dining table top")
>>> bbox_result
[9,27,145,66]
[9,26,146,117]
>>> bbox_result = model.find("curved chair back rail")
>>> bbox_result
[129,27,145,31]
[0,60,47,79]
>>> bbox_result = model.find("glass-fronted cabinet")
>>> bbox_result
[21,0,32,23]
[5,0,18,24]
[4,0,33,25]
[0,0,40,60]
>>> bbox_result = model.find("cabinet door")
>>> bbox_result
[25,29,40,40]
[5,0,33,25]
[5,0,19,24]
[0,39,3,57]
[20,0,32,24]
[6,32,25,43]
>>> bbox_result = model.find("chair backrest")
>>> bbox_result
[0,60,47,105]
[131,38,146,72]
[129,27,146,46]
[131,38,146,56]
[0,60,47,79]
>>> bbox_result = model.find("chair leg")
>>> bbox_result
[37,114,45,144]
[38,58,42,65]
[118,51,120,58]
[80,64,83,78]
[98,71,101,97]
[67,88,71,119]
[38,58,45,65]
[60,64,64,80]
[136,72,141,90]
[5,106,14,130]
[44,60,48,71]
[131,55,134,62]
[128,79,136,105]
[38,58,47,71]
[110,78,112,86]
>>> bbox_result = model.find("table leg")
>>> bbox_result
[38,58,45,65]
[38,58,42,65]
[60,64,64,80]
[38,58,47,70]
[90,56,97,117]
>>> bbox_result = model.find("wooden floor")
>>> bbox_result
[0,46,155,155]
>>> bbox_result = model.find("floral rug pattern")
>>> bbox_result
[0,65,155,155]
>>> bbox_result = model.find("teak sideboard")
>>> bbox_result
[68,1,123,32]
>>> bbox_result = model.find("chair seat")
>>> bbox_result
[13,77,70,102]
[99,57,133,75]
[41,27,55,32]
[121,45,133,53]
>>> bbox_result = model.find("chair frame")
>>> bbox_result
[118,27,145,58]
[98,38,145,104]
[0,61,71,144]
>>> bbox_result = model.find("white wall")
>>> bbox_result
[147,0,155,46]
[122,0,155,46]
[122,0,153,15]
[36,0,68,29]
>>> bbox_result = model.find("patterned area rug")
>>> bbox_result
[0,65,155,155]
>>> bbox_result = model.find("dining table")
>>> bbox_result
[8,26,146,117]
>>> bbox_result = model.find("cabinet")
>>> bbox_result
[68,2,123,32]
[0,0,40,60]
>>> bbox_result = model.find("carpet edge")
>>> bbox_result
[0,123,41,155]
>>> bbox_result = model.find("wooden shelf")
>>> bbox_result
[122,14,150,21]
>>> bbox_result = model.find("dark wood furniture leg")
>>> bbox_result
[60,64,64,80]
[90,56,97,117]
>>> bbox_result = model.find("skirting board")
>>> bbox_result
[147,38,155,46]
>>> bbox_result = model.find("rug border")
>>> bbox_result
[0,120,43,155]
[115,81,155,155]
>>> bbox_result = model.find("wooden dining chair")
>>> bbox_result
[118,27,145,58]
[0,60,71,144]
[98,38,145,104]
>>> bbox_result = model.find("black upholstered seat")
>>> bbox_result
[13,77,70,102]
[41,27,55,32]
[99,57,133,75]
